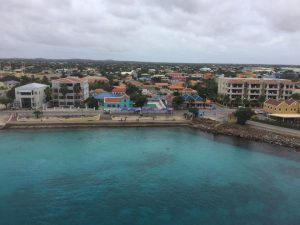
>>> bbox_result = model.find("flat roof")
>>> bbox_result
[270,114,300,118]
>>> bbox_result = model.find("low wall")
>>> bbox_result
[5,121,190,129]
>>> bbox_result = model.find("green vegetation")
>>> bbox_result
[44,87,52,102]
[85,97,99,109]
[33,109,43,119]
[195,79,218,100]
[134,95,148,108]
[0,98,11,109]
[291,93,300,100]
[234,107,254,125]
[89,81,112,92]
[172,96,184,109]
[59,84,69,105]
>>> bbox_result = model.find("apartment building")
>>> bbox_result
[218,77,300,101]
[51,77,89,107]
[15,83,49,109]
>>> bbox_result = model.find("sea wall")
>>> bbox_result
[3,119,300,151]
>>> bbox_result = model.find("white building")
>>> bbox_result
[15,83,49,109]
[52,77,89,107]
[218,77,300,101]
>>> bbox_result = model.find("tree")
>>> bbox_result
[42,76,50,85]
[234,107,254,125]
[195,79,218,100]
[44,87,52,102]
[84,97,99,109]
[173,91,180,96]
[126,84,141,97]
[33,109,43,119]
[134,95,148,108]
[257,95,266,107]
[6,87,16,101]
[223,95,230,106]
[242,98,250,107]
[234,96,242,107]
[60,84,69,106]
[291,93,300,100]
[173,96,184,109]
[73,83,82,107]
[0,98,11,109]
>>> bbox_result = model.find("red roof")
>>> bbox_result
[53,77,84,84]
[112,86,126,93]
[285,99,298,105]
[169,85,185,90]
[265,99,284,106]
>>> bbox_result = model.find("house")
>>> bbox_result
[103,95,132,109]
[112,86,126,95]
[263,99,299,114]
[168,72,186,84]
[169,85,185,91]
[155,83,169,88]
[15,83,49,109]
[82,76,109,84]
[180,88,197,95]
[182,94,206,108]
[51,77,89,107]
[3,80,20,89]
[94,92,120,107]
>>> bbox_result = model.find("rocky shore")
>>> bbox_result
[191,118,300,151]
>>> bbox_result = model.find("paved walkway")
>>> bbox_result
[247,121,300,138]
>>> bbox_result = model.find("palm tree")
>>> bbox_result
[33,109,43,119]
[73,83,81,107]
[223,95,230,107]
[44,87,52,102]
[60,84,69,107]
[234,96,242,107]
[258,95,266,108]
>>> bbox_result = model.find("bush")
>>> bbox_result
[234,107,254,125]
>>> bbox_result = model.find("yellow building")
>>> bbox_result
[263,99,299,114]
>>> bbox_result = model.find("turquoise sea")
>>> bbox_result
[0,127,299,225]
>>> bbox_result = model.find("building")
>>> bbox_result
[51,77,89,107]
[112,86,126,95]
[263,99,300,123]
[15,83,49,109]
[218,77,300,101]
[3,80,20,89]
[82,76,109,84]
[263,99,299,114]
[103,95,132,109]
[168,72,186,84]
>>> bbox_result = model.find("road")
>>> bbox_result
[247,120,300,138]
[200,105,235,122]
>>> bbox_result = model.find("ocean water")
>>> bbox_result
[0,127,299,225]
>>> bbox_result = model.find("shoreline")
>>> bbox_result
[2,119,300,151]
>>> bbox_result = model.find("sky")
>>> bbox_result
[0,0,300,65]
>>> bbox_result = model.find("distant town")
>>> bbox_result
[0,58,299,141]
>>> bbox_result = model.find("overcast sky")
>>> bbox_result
[0,0,300,64]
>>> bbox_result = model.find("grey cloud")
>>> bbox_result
[0,0,299,64]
